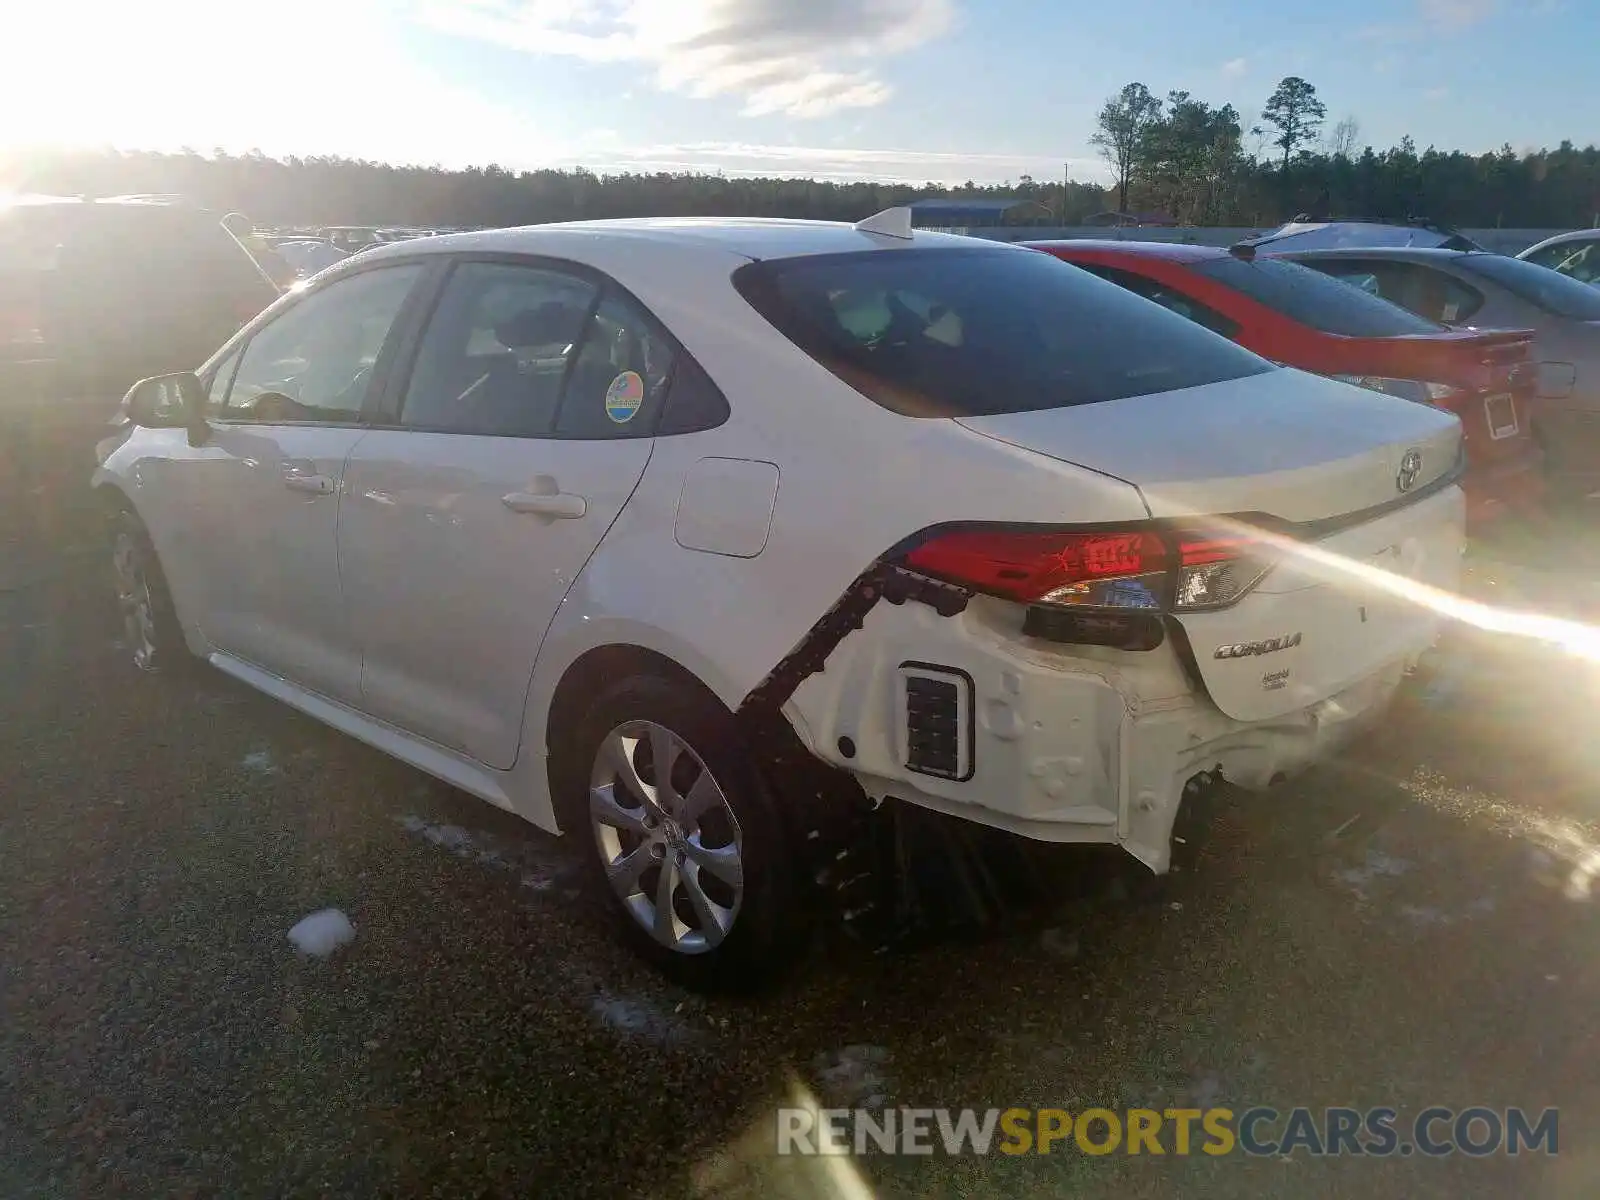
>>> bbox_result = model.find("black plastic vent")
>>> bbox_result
[900,664,973,781]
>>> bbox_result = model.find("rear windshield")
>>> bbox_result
[733,246,1273,417]
[1458,252,1600,320]
[1191,256,1444,337]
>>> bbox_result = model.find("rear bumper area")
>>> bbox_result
[1464,446,1547,530]
[784,576,1445,877]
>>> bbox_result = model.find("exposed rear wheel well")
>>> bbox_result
[544,644,725,827]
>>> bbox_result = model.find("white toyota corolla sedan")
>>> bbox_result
[95,211,1465,983]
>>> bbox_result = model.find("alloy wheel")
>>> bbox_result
[589,719,745,954]
[112,531,159,671]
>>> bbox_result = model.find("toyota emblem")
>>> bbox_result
[1396,448,1422,493]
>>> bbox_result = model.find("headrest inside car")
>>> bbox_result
[494,302,586,350]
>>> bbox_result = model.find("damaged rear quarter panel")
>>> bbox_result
[516,287,1149,829]
[784,591,1201,844]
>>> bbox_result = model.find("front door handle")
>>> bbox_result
[502,491,587,519]
[283,459,335,495]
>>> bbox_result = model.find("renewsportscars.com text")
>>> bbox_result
[776,1105,1559,1158]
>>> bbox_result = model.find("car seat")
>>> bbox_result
[461,302,589,436]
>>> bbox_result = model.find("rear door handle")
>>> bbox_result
[502,491,587,519]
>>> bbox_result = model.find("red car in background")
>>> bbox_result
[1025,240,1545,531]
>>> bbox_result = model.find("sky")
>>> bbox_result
[0,0,1593,185]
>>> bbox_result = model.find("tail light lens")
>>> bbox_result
[1329,374,1461,406]
[1174,533,1277,609]
[902,525,1277,613]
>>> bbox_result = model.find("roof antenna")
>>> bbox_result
[854,206,915,240]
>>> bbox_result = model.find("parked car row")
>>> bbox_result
[1027,239,1544,529]
[97,210,1470,984]
[1278,244,1600,499]
[1025,219,1600,507]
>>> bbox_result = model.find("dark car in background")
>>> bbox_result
[1027,240,1544,530]
[1277,246,1600,499]
[1,196,282,551]
[0,195,282,401]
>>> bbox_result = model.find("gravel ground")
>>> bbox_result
[3,548,1600,1198]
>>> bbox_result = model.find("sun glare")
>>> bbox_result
[0,0,560,168]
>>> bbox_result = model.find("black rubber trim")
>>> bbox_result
[738,565,970,720]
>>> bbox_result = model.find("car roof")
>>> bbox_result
[1026,238,1227,265]
[356,216,999,265]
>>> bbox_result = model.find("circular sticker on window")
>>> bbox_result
[605,371,645,423]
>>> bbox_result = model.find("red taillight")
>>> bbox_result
[904,528,1168,609]
[1178,534,1255,567]
[902,525,1277,612]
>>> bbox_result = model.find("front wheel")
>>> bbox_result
[109,510,189,674]
[564,673,799,989]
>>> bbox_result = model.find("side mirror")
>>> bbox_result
[123,372,203,427]
[122,372,211,445]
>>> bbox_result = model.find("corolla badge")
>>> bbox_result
[1396,448,1423,493]
[1214,632,1303,660]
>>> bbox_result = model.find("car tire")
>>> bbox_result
[109,509,189,674]
[561,671,800,990]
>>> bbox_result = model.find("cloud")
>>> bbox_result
[415,0,957,117]
[1423,86,1451,101]
[1221,57,1248,79]
[1418,0,1497,29]
[1360,0,1496,39]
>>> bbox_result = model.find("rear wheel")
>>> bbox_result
[109,510,188,674]
[562,672,798,988]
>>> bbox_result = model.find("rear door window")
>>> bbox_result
[1074,262,1242,338]
[1192,257,1446,335]
[552,290,676,439]
[733,246,1272,418]
[1298,258,1482,326]
[397,261,599,437]
[1459,252,1600,319]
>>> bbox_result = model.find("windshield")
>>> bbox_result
[1460,252,1600,320]
[1192,256,1446,337]
[733,247,1273,418]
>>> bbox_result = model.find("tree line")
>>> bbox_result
[0,145,1103,230]
[2,80,1597,232]
[1089,75,1599,228]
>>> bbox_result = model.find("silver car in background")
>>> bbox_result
[1279,246,1600,499]
[1519,229,1600,287]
